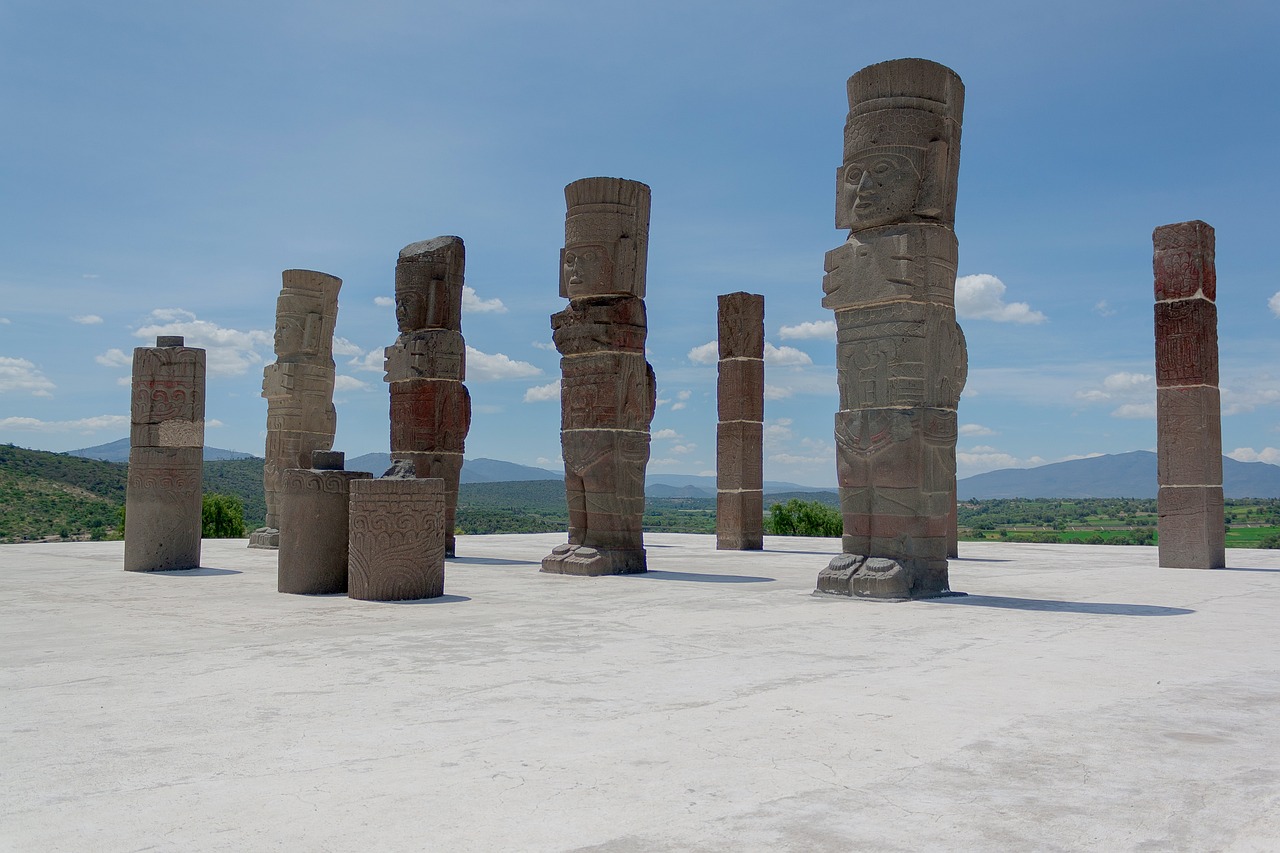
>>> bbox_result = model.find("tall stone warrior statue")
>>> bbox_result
[815,58,968,600]
[124,336,206,572]
[383,235,471,558]
[1154,220,1225,569]
[249,269,341,549]
[542,177,657,576]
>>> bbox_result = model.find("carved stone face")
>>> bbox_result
[274,313,308,356]
[842,153,921,229]
[395,291,427,333]
[561,243,614,298]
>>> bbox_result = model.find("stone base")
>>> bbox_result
[540,543,646,576]
[248,528,279,549]
[814,553,961,601]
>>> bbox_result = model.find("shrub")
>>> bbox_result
[767,499,842,537]
[202,494,246,539]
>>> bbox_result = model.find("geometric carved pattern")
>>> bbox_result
[348,478,446,601]
[278,466,372,595]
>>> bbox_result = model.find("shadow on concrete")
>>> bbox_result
[950,557,1015,563]
[765,550,838,557]
[449,556,540,566]
[630,570,775,584]
[382,594,472,605]
[924,594,1193,616]
[1216,566,1280,574]
[150,567,242,577]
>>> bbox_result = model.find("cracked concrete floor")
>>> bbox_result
[2,534,1278,851]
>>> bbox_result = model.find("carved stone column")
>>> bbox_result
[716,292,764,550]
[124,336,205,572]
[348,476,447,601]
[1154,220,1225,569]
[250,270,341,549]
[383,236,471,558]
[815,59,967,600]
[278,451,372,594]
[542,177,656,576]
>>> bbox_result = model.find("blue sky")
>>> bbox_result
[2,0,1277,487]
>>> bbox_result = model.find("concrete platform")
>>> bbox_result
[2,534,1278,851]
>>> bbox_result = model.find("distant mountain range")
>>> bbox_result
[69,438,255,463]
[957,451,1280,499]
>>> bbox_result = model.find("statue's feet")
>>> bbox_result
[541,544,646,576]
[816,554,911,599]
[248,528,279,549]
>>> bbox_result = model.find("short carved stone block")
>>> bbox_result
[717,292,765,360]
[389,380,471,454]
[1154,299,1219,387]
[561,353,655,431]
[716,490,763,551]
[716,421,764,491]
[1156,386,1223,487]
[1154,220,1215,302]
[389,451,464,558]
[348,478,447,601]
[551,296,647,355]
[1157,486,1226,570]
[278,465,372,595]
[124,446,203,572]
[717,359,764,422]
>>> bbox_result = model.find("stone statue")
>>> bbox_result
[277,451,372,594]
[716,292,764,550]
[249,270,340,549]
[1154,220,1225,568]
[542,177,656,576]
[815,58,967,600]
[124,336,205,572]
[383,235,471,557]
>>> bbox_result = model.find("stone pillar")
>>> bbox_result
[348,477,447,601]
[1154,220,1225,569]
[542,177,657,576]
[716,292,764,550]
[815,59,968,600]
[383,236,471,558]
[278,451,372,594]
[250,270,341,549]
[124,336,205,572]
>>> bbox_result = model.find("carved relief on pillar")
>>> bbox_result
[348,477,447,601]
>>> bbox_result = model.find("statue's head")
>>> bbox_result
[275,270,341,360]
[561,178,650,299]
[836,59,964,232]
[395,236,464,333]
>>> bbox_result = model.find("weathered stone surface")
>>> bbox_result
[348,477,447,601]
[822,224,958,311]
[716,490,763,551]
[1157,386,1223,486]
[835,303,966,410]
[396,236,464,333]
[383,329,465,383]
[717,292,765,360]
[560,353,655,432]
[252,270,340,549]
[1154,220,1216,302]
[389,380,471,454]
[716,421,764,492]
[388,452,464,558]
[278,462,372,595]
[560,178,651,299]
[1157,486,1226,569]
[124,445,203,572]
[818,59,965,599]
[717,359,764,422]
[130,345,206,448]
[1154,299,1219,387]
[551,296,647,355]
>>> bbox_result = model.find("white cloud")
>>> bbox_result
[349,348,386,373]
[536,455,562,467]
[687,341,717,365]
[1222,381,1280,416]
[763,419,793,445]
[332,336,364,357]
[670,389,692,411]
[0,317,9,324]
[1075,372,1155,414]
[1270,291,1280,318]
[95,348,132,368]
[71,314,103,325]
[1093,300,1116,318]
[778,320,836,340]
[1060,452,1105,462]
[466,346,541,381]
[334,375,368,392]
[955,274,1046,324]
[1111,403,1156,419]
[1103,372,1154,394]
[957,448,1047,475]
[373,296,394,308]
[523,379,560,402]
[531,340,557,351]
[0,357,56,396]
[134,308,272,378]
[206,419,225,429]
[764,384,793,400]
[462,286,507,314]
[764,342,813,367]
[670,443,696,455]
[769,452,829,467]
[0,414,128,432]
[1228,447,1280,465]
[959,423,997,436]
[652,428,681,440]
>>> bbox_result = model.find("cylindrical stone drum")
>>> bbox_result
[278,452,372,594]
[348,477,447,601]
[123,446,203,572]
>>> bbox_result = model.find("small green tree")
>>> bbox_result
[766,499,842,537]
[202,493,246,539]
[1260,533,1280,549]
